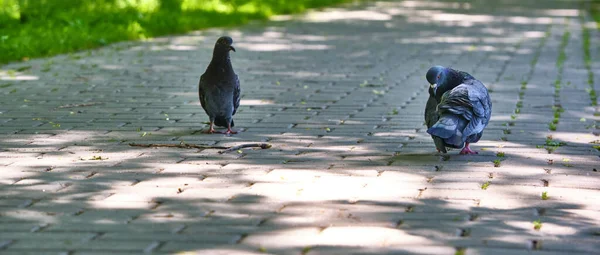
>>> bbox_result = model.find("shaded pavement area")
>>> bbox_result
[1,0,600,254]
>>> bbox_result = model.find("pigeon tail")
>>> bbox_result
[432,136,447,153]
[214,116,234,128]
[427,114,465,149]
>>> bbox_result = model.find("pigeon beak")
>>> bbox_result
[229,46,236,52]
[430,83,437,95]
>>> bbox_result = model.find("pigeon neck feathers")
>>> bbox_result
[434,68,468,101]
[207,50,234,76]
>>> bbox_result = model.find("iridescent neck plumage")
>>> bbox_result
[207,50,233,73]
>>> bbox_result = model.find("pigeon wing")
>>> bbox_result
[425,89,438,128]
[438,80,490,138]
[232,74,241,116]
[198,74,208,111]
[425,88,448,153]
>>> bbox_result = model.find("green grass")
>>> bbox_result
[0,0,355,64]
[541,191,549,200]
[592,0,600,28]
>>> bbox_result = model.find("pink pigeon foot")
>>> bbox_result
[203,122,223,134]
[224,124,237,135]
[459,143,478,155]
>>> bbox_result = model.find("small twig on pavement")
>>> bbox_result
[218,143,272,154]
[56,102,103,109]
[128,142,271,153]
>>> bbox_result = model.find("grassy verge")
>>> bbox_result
[592,0,600,26]
[0,0,354,64]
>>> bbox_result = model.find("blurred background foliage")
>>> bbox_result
[593,0,600,25]
[1,0,599,65]
[0,0,352,64]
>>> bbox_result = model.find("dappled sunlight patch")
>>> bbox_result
[548,132,600,145]
[319,226,433,246]
[0,171,38,185]
[395,36,478,44]
[177,249,262,255]
[397,0,470,9]
[303,10,392,22]
[240,99,275,106]
[0,70,39,81]
[432,13,494,23]
[116,0,160,12]
[242,227,322,247]
[454,45,499,52]
[168,45,198,51]
[503,220,577,235]
[539,9,580,17]
[524,31,548,38]
[167,35,208,45]
[134,176,204,188]
[0,209,58,224]
[507,16,553,25]
[89,200,158,209]
[248,177,363,202]
[100,64,126,70]
[243,226,433,247]
[288,34,328,42]
[236,42,330,52]
[26,130,107,146]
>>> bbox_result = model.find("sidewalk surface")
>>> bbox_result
[1,0,600,254]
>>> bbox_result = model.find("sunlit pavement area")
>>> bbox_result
[1,0,600,254]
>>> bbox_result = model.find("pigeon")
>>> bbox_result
[424,66,492,154]
[198,36,240,135]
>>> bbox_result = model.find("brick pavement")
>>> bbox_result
[1,0,599,254]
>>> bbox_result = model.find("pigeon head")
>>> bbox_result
[426,65,445,85]
[426,66,462,100]
[214,36,236,53]
[426,65,446,98]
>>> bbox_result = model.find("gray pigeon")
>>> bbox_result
[198,36,240,134]
[424,66,491,154]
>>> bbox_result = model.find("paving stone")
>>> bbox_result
[1,0,599,254]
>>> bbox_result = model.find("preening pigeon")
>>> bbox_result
[424,66,492,154]
[198,36,241,135]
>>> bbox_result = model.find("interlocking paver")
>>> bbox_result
[1,0,600,254]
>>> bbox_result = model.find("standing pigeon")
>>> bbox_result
[424,66,491,154]
[198,36,240,134]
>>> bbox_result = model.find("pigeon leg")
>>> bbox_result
[224,122,237,135]
[203,122,219,134]
[459,142,478,155]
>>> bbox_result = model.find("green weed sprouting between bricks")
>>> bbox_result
[549,28,570,132]
[481,181,491,190]
[556,30,570,69]
[541,191,549,200]
[492,159,501,167]
[542,136,566,154]
[581,14,597,106]
[533,219,542,230]
[0,0,357,64]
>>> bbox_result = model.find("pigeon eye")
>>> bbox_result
[437,75,440,79]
